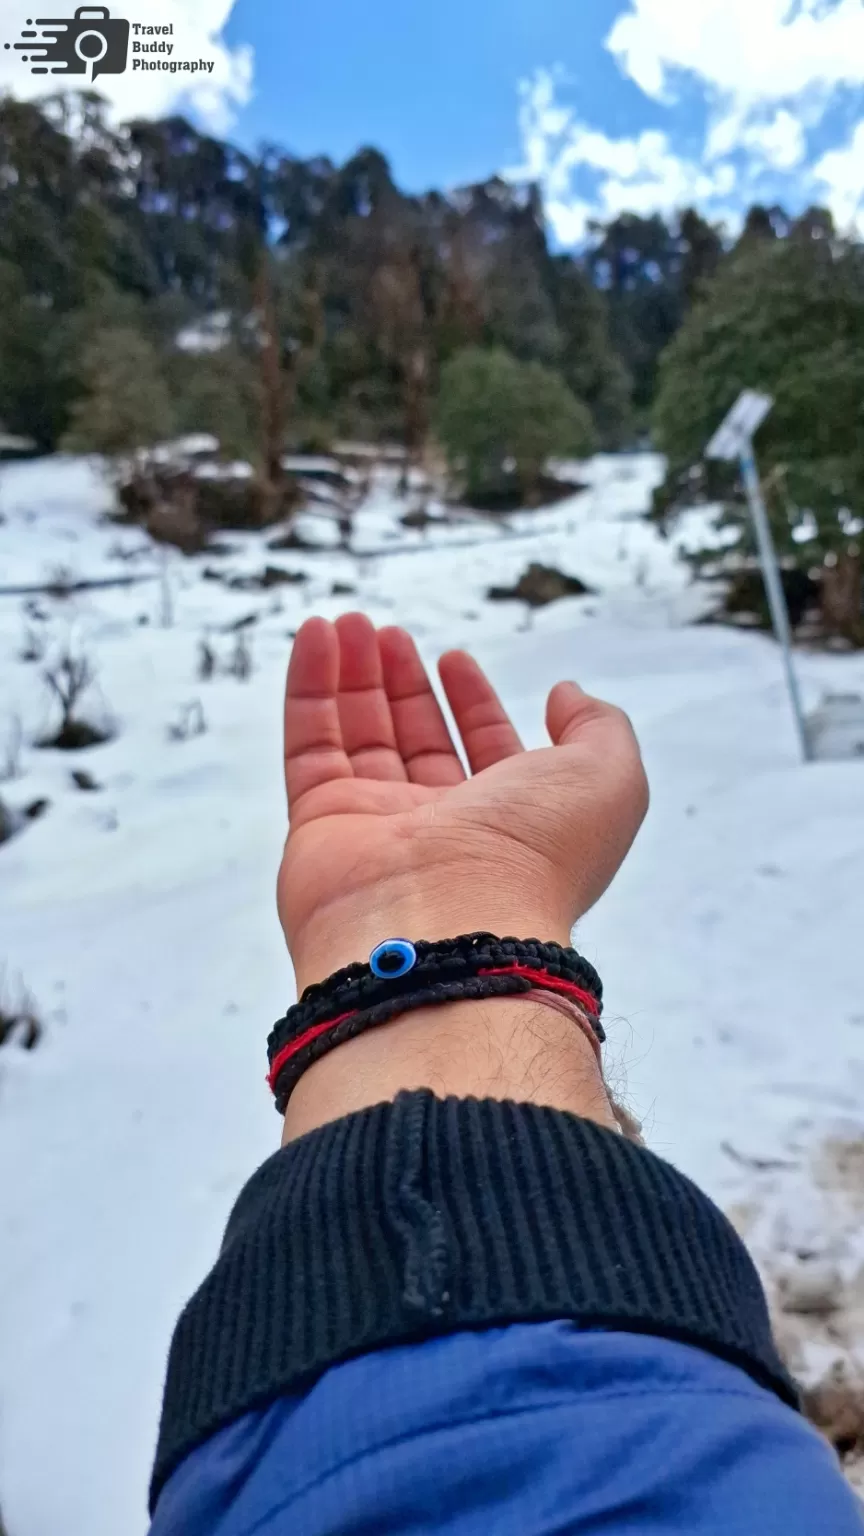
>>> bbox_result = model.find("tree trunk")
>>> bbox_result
[255,254,285,526]
[400,345,429,494]
[821,549,864,645]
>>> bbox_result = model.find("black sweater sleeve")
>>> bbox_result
[150,1090,797,1512]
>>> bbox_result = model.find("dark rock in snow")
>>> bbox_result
[400,506,446,531]
[268,527,326,553]
[227,566,308,591]
[0,796,15,844]
[487,562,595,608]
[223,612,259,632]
[71,769,101,792]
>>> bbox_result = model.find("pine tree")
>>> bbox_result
[62,326,176,470]
[436,346,595,502]
[654,231,864,641]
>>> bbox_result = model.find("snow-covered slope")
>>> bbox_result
[1,454,863,1535]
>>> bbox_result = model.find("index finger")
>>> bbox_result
[283,618,353,808]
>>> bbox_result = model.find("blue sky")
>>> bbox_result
[2,0,863,239]
[223,0,655,190]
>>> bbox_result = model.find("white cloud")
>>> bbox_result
[708,108,807,171]
[507,69,740,245]
[607,0,864,178]
[545,198,596,245]
[510,0,864,245]
[608,0,864,109]
[0,0,252,132]
[813,121,864,229]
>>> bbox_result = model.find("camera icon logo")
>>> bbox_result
[4,7,130,82]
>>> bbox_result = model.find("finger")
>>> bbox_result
[334,612,407,781]
[379,627,466,786]
[545,681,650,905]
[283,617,353,807]
[437,650,523,773]
[546,680,649,824]
[546,680,636,749]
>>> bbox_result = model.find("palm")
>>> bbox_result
[277,615,647,952]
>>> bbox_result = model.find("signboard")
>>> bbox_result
[704,390,812,762]
[706,392,774,462]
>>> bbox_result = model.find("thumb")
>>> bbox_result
[546,680,616,746]
[546,678,648,815]
[542,678,649,917]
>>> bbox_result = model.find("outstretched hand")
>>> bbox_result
[278,613,648,993]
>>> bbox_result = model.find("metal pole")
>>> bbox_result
[739,446,812,762]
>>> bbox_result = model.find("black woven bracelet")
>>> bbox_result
[267,932,604,1114]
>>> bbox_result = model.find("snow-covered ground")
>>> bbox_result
[1,453,863,1534]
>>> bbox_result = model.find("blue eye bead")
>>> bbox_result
[369,939,417,979]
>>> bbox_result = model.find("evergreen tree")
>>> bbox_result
[586,213,686,416]
[62,326,176,469]
[678,209,723,307]
[436,346,595,501]
[654,233,864,640]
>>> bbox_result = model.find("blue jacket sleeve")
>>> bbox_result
[150,1323,863,1535]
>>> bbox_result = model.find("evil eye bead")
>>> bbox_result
[369,939,417,979]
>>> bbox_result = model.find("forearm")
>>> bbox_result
[283,994,618,1142]
[283,885,617,1142]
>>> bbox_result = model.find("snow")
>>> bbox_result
[174,314,231,355]
[1,453,863,1534]
[155,434,220,460]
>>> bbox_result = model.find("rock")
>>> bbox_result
[802,1357,864,1464]
[331,581,357,596]
[487,562,595,609]
[267,527,325,553]
[222,612,259,632]
[777,1260,843,1316]
[400,506,444,531]
[0,795,15,844]
[227,566,308,592]
[71,769,100,791]
[24,797,50,820]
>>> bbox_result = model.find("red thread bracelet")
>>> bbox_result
[267,964,601,1092]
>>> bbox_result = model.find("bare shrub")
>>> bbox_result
[0,968,43,1050]
[19,624,45,662]
[227,630,253,681]
[197,638,217,681]
[0,715,23,782]
[40,648,112,750]
[167,700,207,742]
[158,547,174,628]
[44,563,78,600]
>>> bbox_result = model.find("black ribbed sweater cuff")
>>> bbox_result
[150,1092,797,1511]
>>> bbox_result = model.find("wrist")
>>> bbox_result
[287,874,573,997]
[282,993,616,1143]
